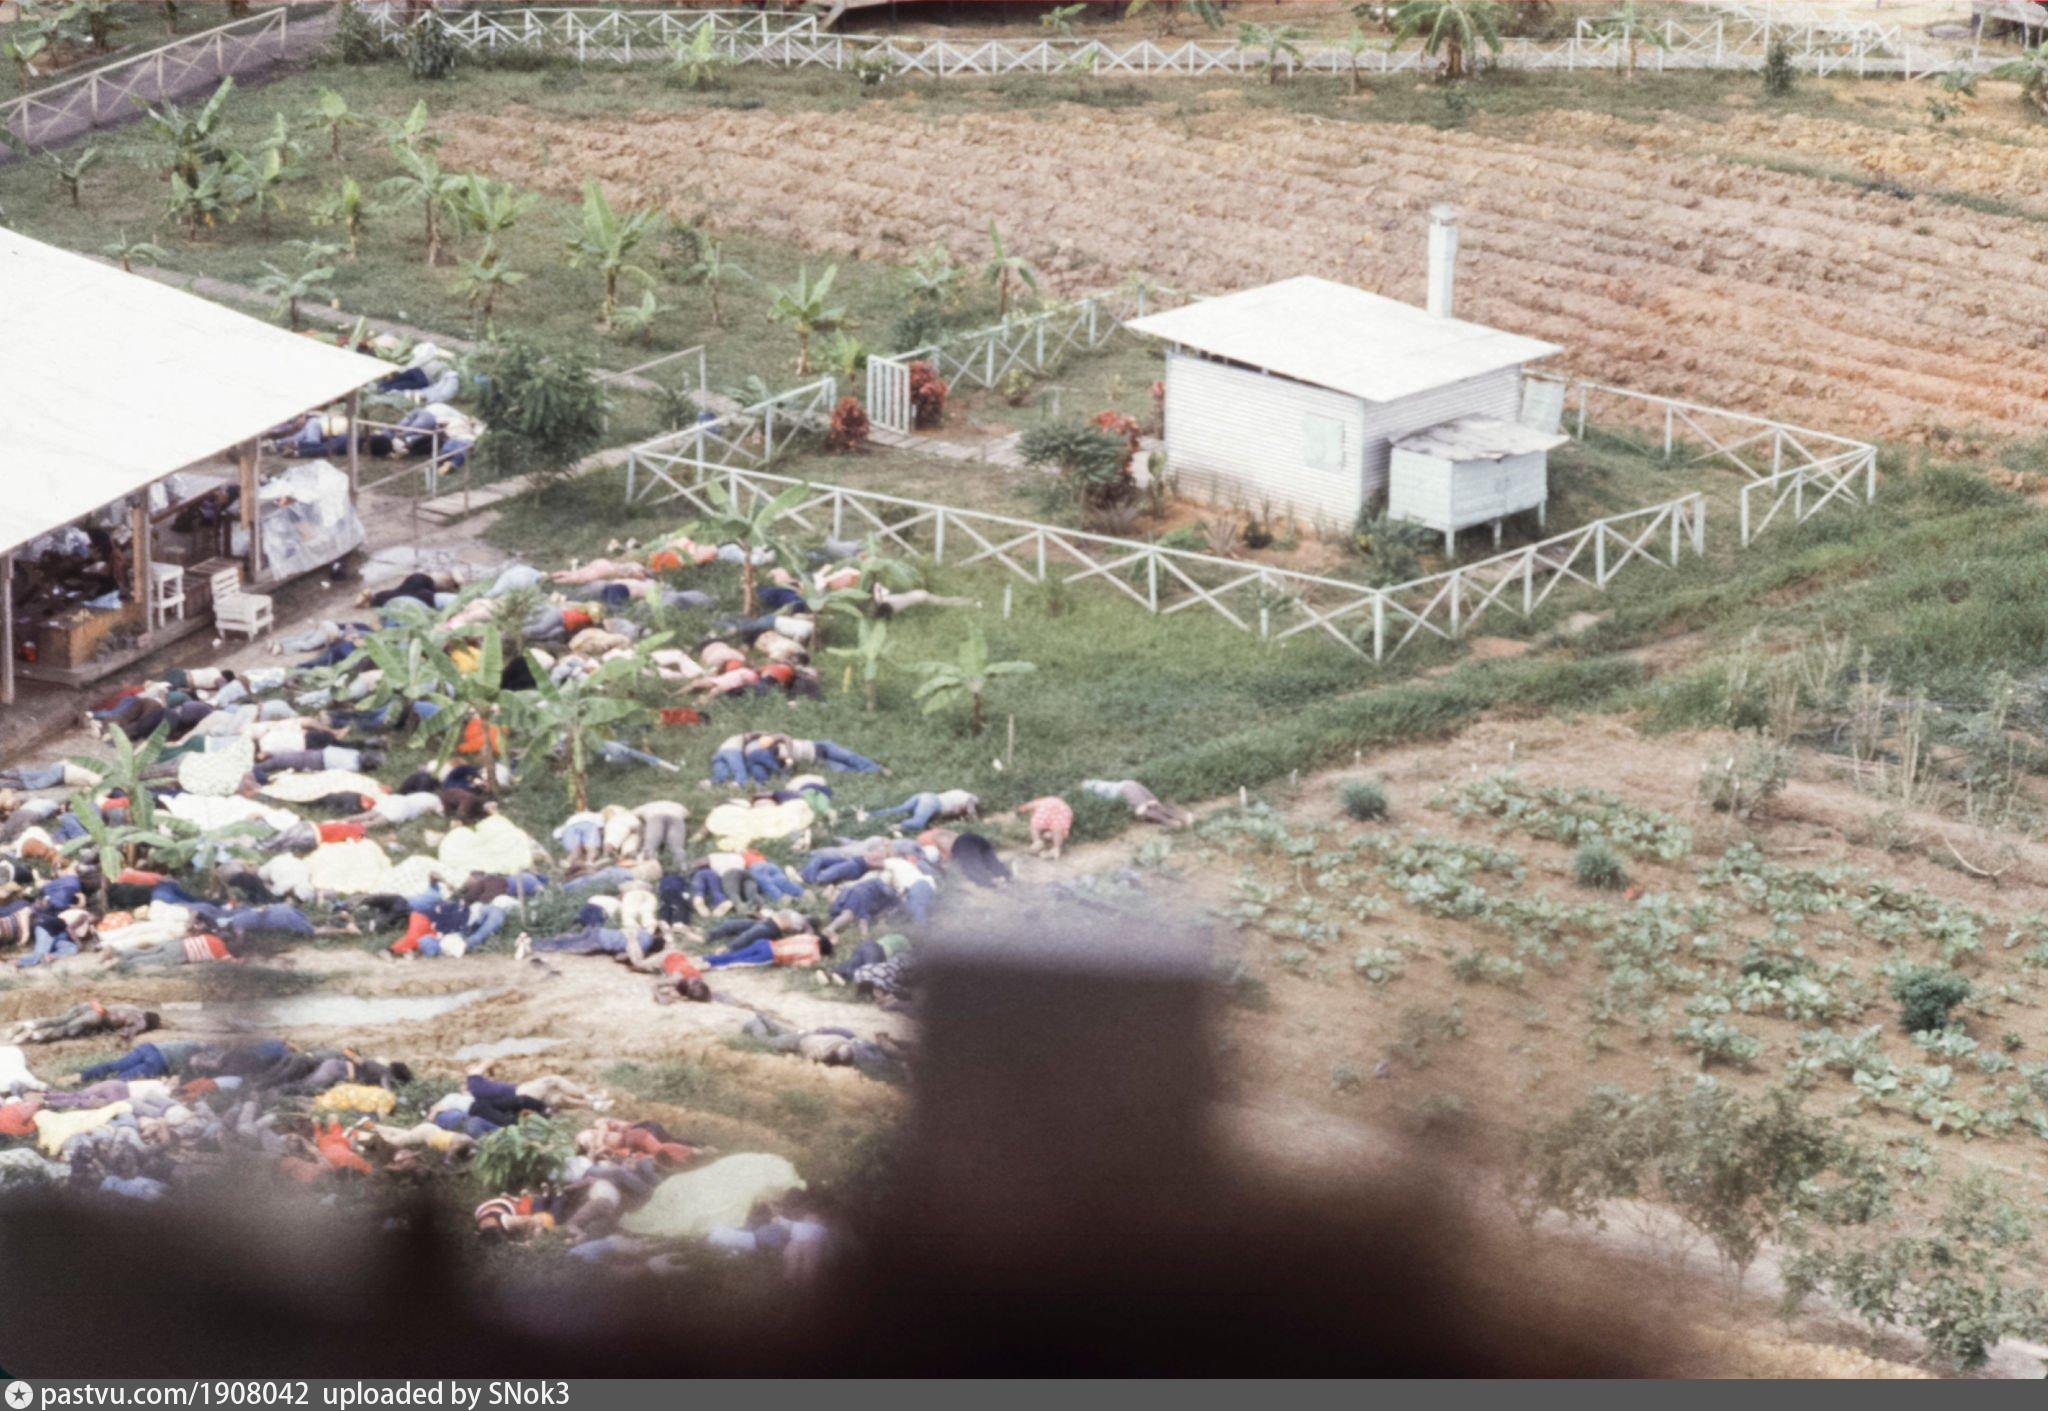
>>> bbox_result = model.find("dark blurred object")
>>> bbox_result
[0,916,1679,1376]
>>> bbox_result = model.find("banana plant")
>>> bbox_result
[612,288,668,344]
[375,141,460,266]
[913,627,1035,737]
[826,613,890,713]
[227,135,299,237]
[311,173,370,258]
[667,20,729,89]
[511,649,659,811]
[138,75,236,185]
[563,179,661,329]
[1237,21,1306,83]
[450,240,525,335]
[254,242,338,329]
[684,233,747,328]
[103,231,169,272]
[305,87,365,161]
[765,263,845,376]
[982,222,1039,319]
[40,145,97,206]
[688,479,810,618]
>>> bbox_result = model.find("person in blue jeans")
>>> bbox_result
[864,790,978,833]
[807,739,884,774]
[78,1041,173,1084]
[748,861,805,902]
[802,850,877,888]
[0,764,66,791]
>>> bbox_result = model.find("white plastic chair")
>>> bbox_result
[208,566,274,641]
[149,563,187,628]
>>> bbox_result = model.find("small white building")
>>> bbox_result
[1387,415,1568,554]
[1126,209,1562,530]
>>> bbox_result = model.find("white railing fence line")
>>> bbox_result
[355,5,1996,82]
[1528,374,1880,547]
[624,375,839,503]
[622,450,1708,663]
[867,284,1196,435]
[0,6,290,153]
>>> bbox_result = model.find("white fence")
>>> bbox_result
[1534,375,1879,546]
[0,6,292,152]
[865,287,1188,436]
[357,5,1995,83]
[623,375,839,505]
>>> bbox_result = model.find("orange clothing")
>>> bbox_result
[660,951,702,979]
[389,912,436,956]
[560,607,594,635]
[315,1120,373,1175]
[658,707,704,728]
[456,717,504,758]
[316,821,366,844]
[770,934,823,967]
[647,548,684,574]
[0,1099,42,1139]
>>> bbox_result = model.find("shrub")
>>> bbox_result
[472,1115,572,1194]
[1572,840,1627,891]
[1340,779,1389,822]
[996,367,1034,406]
[1698,740,1791,819]
[471,339,607,483]
[404,13,458,80]
[1019,418,1137,517]
[907,359,948,429]
[826,395,870,454]
[334,0,384,64]
[1763,39,1794,95]
[1892,964,1973,1034]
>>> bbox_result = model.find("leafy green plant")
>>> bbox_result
[667,21,730,88]
[982,222,1038,319]
[305,88,366,162]
[513,650,658,810]
[1572,840,1628,891]
[826,613,890,713]
[375,140,460,267]
[40,145,98,207]
[1588,1,1668,77]
[253,242,338,330]
[1236,21,1306,83]
[1892,965,1972,1035]
[1381,0,1505,81]
[472,1115,573,1194]
[913,626,1036,737]
[311,174,371,258]
[1697,740,1790,820]
[470,340,608,485]
[685,480,809,618]
[563,179,661,330]
[1340,779,1390,822]
[1763,38,1795,96]
[1991,43,2048,116]
[102,232,168,273]
[404,11,458,80]
[766,263,846,376]
[682,233,746,329]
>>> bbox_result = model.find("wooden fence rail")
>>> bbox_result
[0,6,291,153]
[357,4,1992,82]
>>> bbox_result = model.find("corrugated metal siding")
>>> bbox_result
[1359,368,1523,504]
[1162,352,1367,527]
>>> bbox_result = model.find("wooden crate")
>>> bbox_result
[37,603,142,671]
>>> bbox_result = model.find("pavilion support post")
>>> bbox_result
[2,554,13,706]
[346,390,362,496]
[131,498,152,643]
[238,439,261,584]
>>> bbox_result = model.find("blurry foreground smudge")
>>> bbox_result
[0,915,1676,1375]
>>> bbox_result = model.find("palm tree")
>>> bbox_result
[827,613,890,713]
[305,88,365,161]
[563,179,661,329]
[376,141,459,266]
[766,263,846,376]
[451,242,524,333]
[311,173,370,258]
[685,233,747,327]
[1237,21,1307,82]
[913,626,1035,737]
[103,232,169,273]
[982,221,1039,319]
[1382,0,1505,81]
[255,243,338,329]
[690,480,811,618]
[1993,43,2048,116]
[41,146,99,207]
[1590,1,1668,78]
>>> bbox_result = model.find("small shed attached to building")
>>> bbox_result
[1126,216,1562,530]
[1387,415,1569,553]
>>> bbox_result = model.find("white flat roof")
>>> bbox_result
[1126,275,1561,404]
[0,228,390,555]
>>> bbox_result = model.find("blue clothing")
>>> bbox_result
[79,1043,170,1084]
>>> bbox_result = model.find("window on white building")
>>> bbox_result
[1303,413,1347,474]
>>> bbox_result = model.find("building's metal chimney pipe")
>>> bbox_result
[1427,205,1460,319]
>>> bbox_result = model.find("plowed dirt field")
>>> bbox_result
[444,94,2048,440]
